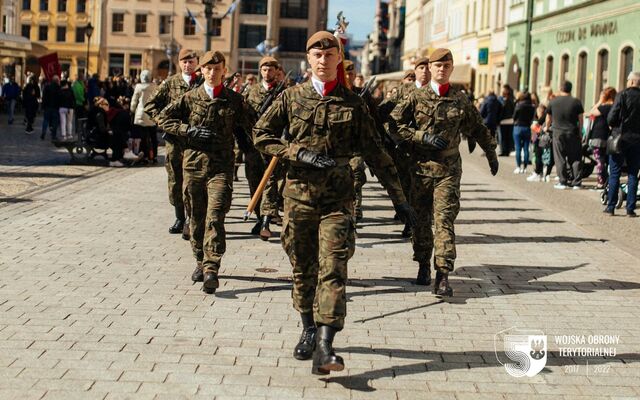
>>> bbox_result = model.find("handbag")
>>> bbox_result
[538,130,552,149]
[606,132,622,155]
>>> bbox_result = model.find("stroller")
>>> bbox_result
[600,162,640,208]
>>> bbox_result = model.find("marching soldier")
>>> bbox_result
[390,48,499,295]
[157,51,252,294]
[145,49,202,240]
[244,56,285,240]
[253,31,417,375]
[344,60,367,221]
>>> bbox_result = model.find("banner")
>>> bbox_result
[38,53,62,81]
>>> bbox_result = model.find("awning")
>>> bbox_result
[0,32,32,59]
[450,63,473,85]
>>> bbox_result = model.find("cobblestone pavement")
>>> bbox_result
[1,130,639,399]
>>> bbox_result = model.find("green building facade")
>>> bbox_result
[506,0,639,110]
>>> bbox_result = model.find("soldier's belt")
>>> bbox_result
[416,147,460,162]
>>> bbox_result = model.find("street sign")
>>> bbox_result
[479,48,489,65]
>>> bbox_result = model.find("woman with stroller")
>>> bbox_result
[588,87,616,189]
[87,97,110,151]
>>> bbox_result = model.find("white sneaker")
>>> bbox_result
[572,184,582,190]
[554,183,567,190]
[527,173,542,182]
[521,168,527,174]
[109,160,125,167]
[513,167,522,174]
[544,175,551,182]
[554,176,559,181]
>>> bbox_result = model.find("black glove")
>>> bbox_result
[489,159,499,176]
[467,137,477,154]
[296,149,336,169]
[394,202,418,228]
[187,126,214,150]
[422,134,449,150]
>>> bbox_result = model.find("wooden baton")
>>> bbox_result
[243,156,279,220]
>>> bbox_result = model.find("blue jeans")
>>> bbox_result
[42,107,59,139]
[513,125,531,168]
[607,145,640,213]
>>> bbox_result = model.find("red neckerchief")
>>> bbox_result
[213,84,224,98]
[438,83,450,96]
[190,73,198,85]
[322,79,338,97]
[267,82,276,91]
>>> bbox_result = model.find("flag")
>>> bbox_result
[186,7,204,32]
[221,0,237,19]
[38,53,61,81]
[256,40,266,55]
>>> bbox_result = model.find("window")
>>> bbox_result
[108,53,125,76]
[56,26,65,41]
[595,49,609,101]
[57,0,66,12]
[76,0,85,13]
[39,0,48,11]
[241,0,267,14]
[135,14,147,33]
[239,24,265,49]
[211,18,222,37]
[22,0,30,10]
[544,55,553,86]
[159,15,170,35]
[38,25,48,41]
[183,16,195,36]
[75,26,85,42]
[560,53,569,85]
[21,24,31,39]
[280,0,308,19]
[279,27,307,52]
[531,58,539,95]
[129,54,142,79]
[619,47,634,90]
[576,52,587,104]
[112,13,124,32]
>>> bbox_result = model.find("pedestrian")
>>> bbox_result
[587,87,616,189]
[58,80,76,141]
[87,74,100,105]
[1,76,20,124]
[87,96,110,149]
[604,72,640,217]
[145,49,203,239]
[390,48,499,293]
[107,96,131,167]
[498,84,515,156]
[22,76,40,134]
[512,91,536,174]
[41,75,61,141]
[72,73,87,120]
[480,90,503,138]
[157,50,253,293]
[130,70,158,163]
[254,31,416,375]
[545,80,585,189]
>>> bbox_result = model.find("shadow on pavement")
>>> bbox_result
[0,171,85,178]
[461,206,541,212]
[0,197,33,203]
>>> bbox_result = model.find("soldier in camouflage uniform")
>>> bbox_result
[390,48,499,296]
[145,49,202,240]
[344,60,367,222]
[244,56,285,240]
[157,51,252,294]
[253,31,417,375]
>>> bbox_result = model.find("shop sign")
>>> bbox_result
[555,20,618,44]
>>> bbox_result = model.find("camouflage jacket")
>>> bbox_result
[156,85,252,169]
[390,84,497,177]
[253,80,406,206]
[144,73,203,120]
[243,82,276,120]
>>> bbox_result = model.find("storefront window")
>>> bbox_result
[619,47,634,90]
[576,51,587,105]
[544,55,553,87]
[109,53,125,76]
[596,49,609,101]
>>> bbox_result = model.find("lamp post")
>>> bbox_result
[85,22,94,77]
[203,0,213,51]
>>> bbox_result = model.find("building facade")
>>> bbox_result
[507,0,638,109]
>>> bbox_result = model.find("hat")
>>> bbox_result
[430,48,453,63]
[179,49,198,61]
[414,57,429,67]
[259,56,279,69]
[403,70,416,79]
[343,60,355,71]
[198,51,225,68]
[306,31,340,52]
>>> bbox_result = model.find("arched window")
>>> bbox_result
[531,57,540,94]
[560,53,569,85]
[619,46,634,90]
[576,51,587,105]
[595,48,609,101]
[545,55,554,87]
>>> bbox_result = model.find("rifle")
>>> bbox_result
[243,70,293,220]
[358,76,376,98]
[223,72,238,88]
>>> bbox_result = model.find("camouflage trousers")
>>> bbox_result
[244,148,266,218]
[349,156,367,218]
[281,198,355,331]
[184,165,234,273]
[410,172,461,272]
[165,140,191,217]
[261,158,285,218]
[392,149,413,203]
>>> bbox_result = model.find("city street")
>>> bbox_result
[1,117,640,400]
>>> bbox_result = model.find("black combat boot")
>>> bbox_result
[202,271,219,294]
[294,313,317,361]
[311,325,344,375]
[251,214,262,235]
[416,262,431,286]
[191,262,203,282]
[182,218,190,241]
[259,216,271,241]
[433,270,453,297]
[169,219,184,234]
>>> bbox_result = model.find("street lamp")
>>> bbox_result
[85,22,94,77]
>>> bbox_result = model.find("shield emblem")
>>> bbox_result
[503,334,547,377]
